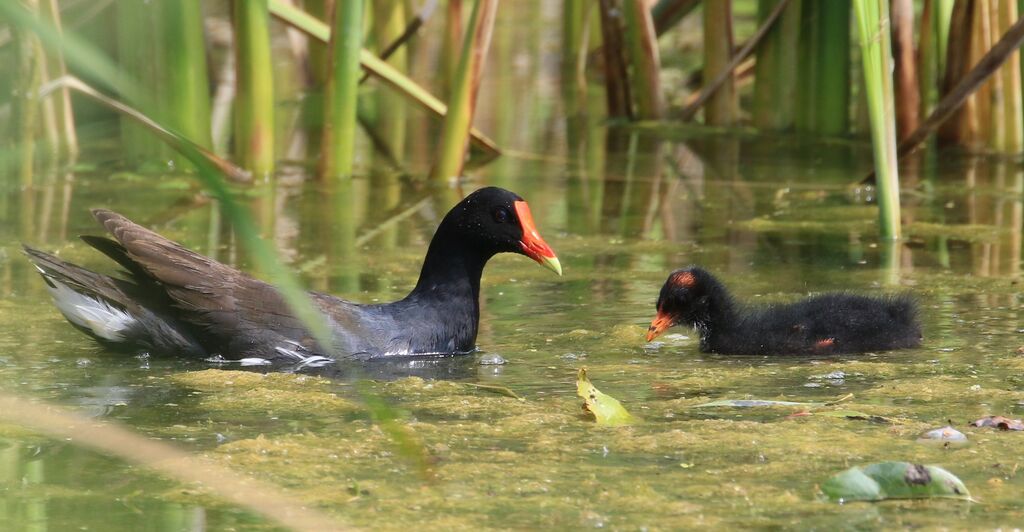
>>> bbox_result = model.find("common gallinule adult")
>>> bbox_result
[646,267,921,355]
[25,187,562,363]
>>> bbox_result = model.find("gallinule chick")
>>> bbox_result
[24,187,562,363]
[646,267,921,355]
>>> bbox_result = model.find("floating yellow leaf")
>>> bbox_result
[576,368,638,426]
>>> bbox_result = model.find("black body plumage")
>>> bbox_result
[651,267,922,355]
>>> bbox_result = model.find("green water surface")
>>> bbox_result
[2,126,1023,530]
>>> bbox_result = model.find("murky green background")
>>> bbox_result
[3,8,1024,532]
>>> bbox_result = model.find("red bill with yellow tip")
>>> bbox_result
[646,310,674,342]
[514,200,561,275]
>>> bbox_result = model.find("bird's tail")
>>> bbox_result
[23,245,140,344]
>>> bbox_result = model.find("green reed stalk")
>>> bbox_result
[752,0,801,130]
[441,0,462,97]
[935,0,954,75]
[14,2,41,187]
[38,0,77,161]
[373,0,408,158]
[623,0,664,119]
[795,0,850,135]
[305,0,331,86]
[115,0,161,163]
[320,0,363,179]
[430,0,498,181]
[160,0,213,166]
[562,0,584,83]
[918,0,938,119]
[702,0,736,125]
[854,0,901,239]
[233,0,275,177]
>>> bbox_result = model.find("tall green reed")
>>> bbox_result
[430,0,498,181]
[752,0,801,131]
[320,0,364,179]
[854,0,902,239]
[233,0,276,177]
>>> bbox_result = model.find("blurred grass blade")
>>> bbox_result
[623,0,664,118]
[358,381,435,481]
[42,76,251,183]
[430,0,498,181]
[320,0,364,178]
[683,0,790,122]
[0,393,347,532]
[854,0,901,239]
[267,0,500,158]
[233,0,275,177]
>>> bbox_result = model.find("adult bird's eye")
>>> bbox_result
[493,208,511,223]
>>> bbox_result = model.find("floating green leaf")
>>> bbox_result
[821,462,971,502]
[576,369,637,426]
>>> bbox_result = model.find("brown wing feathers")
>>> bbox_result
[92,209,240,313]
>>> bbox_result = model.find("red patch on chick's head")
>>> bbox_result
[670,271,697,288]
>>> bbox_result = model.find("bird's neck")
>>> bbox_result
[409,233,490,306]
[692,282,739,339]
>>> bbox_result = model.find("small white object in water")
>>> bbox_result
[917,426,968,446]
[239,357,272,366]
[479,354,506,365]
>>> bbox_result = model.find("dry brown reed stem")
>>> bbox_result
[0,393,347,532]
[42,76,252,183]
[862,10,1024,183]
[938,0,976,145]
[624,0,664,118]
[680,0,790,122]
[998,0,1023,152]
[700,0,736,125]
[891,0,919,140]
[598,0,633,118]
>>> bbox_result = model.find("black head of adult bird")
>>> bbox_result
[24,187,561,365]
[646,267,922,355]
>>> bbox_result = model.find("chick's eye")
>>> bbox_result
[493,208,511,223]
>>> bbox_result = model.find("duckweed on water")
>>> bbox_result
[170,370,361,416]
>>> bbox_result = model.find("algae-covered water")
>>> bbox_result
[2,126,1023,530]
